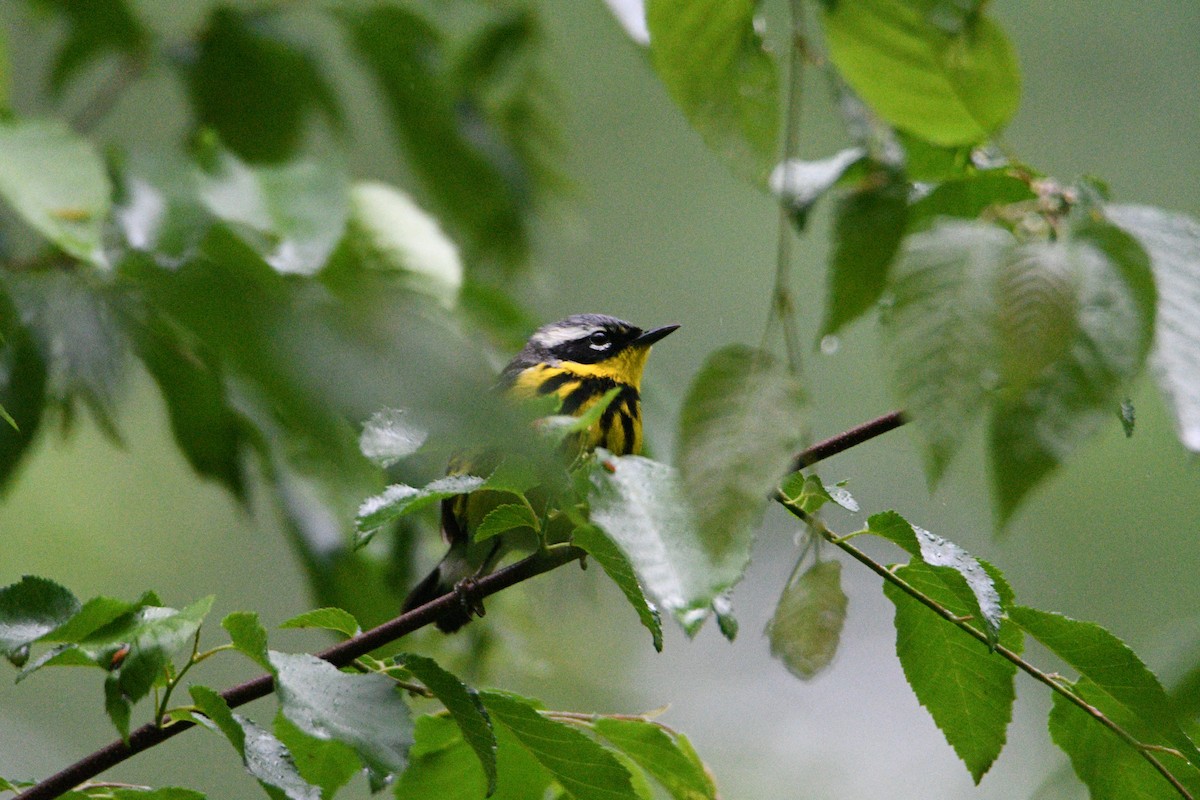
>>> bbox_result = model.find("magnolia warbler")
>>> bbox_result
[402,313,679,631]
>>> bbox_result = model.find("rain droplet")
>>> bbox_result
[820,335,840,355]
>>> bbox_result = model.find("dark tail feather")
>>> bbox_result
[401,562,472,633]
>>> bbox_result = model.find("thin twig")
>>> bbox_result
[776,497,1195,800]
[13,545,586,800]
[792,409,907,470]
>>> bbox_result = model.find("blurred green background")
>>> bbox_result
[2,1,1198,798]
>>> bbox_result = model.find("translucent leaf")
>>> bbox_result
[271,651,413,777]
[196,148,349,276]
[480,691,639,800]
[645,0,779,181]
[588,454,727,637]
[1011,607,1200,767]
[778,473,859,514]
[881,220,1013,483]
[0,575,80,656]
[821,0,1021,146]
[274,715,361,800]
[822,171,909,335]
[25,0,148,95]
[677,344,805,575]
[358,408,428,467]
[572,525,664,652]
[1106,205,1200,452]
[884,562,1020,783]
[278,608,361,639]
[344,182,463,308]
[475,504,541,543]
[190,685,321,800]
[0,118,111,265]
[356,475,487,546]
[185,7,342,163]
[993,238,1079,392]
[767,560,848,680]
[222,611,271,671]
[1049,677,1200,799]
[769,148,865,228]
[398,654,498,795]
[591,718,717,800]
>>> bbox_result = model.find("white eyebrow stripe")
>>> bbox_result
[532,323,596,349]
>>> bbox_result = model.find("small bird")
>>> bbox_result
[401,313,679,631]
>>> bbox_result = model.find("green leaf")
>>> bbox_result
[191,685,322,800]
[274,715,361,800]
[645,0,779,181]
[340,182,463,308]
[821,0,1021,146]
[0,118,112,265]
[271,651,413,777]
[767,559,848,680]
[26,0,148,95]
[394,714,553,800]
[196,147,350,276]
[480,691,639,800]
[108,596,215,709]
[36,594,146,644]
[185,7,342,163]
[397,654,498,794]
[676,344,805,592]
[572,525,663,652]
[778,473,859,514]
[1012,606,1200,766]
[222,612,271,671]
[769,148,865,230]
[906,170,1036,232]
[341,6,532,270]
[990,220,1156,521]
[884,561,1019,783]
[279,608,361,639]
[587,454,725,636]
[881,220,1013,482]
[356,475,487,545]
[107,788,208,800]
[0,24,9,112]
[822,170,909,335]
[0,289,47,490]
[592,718,717,800]
[474,503,541,543]
[1049,677,1200,799]
[1106,205,1200,452]
[0,575,80,657]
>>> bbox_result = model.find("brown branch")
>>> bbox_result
[14,545,585,800]
[792,409,907,470]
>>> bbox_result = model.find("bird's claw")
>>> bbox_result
[453,576,487,620]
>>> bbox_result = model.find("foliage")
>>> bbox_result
[1,1,1199,799]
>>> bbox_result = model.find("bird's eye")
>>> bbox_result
[588,331,611,349]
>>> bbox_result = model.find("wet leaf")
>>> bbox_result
[356,475,486,546]
[592,717,718,800]
[222,611,271,671]
[767,560,848,680]
[278,608,361,639]
[572,524,663,652]
[0,575,79,657]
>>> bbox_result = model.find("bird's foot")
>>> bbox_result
[452,576,487,621]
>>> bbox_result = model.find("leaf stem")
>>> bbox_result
[776,497,1196,800]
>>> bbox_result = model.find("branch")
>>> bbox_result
[792,409,907,470]
[14,545,585,800]
[775,497,1195,800]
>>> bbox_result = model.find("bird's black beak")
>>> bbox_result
[633,324,680,348]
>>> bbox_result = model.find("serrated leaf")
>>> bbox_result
[271,651,413,777]
[358,408,428,467]
[990,221,1156,522]
[37,594,145,644]
[822,172,909,336]
[591,718,716,800]
[1106,205,1200,452]
[0,576,79,657]
[196,148,349,276]
[278,608,361,639]
[767,559,848,680]
[769,148,865,229]
[994,241,1079,392]
[677,344,805,577]
[186,7,342,163]
[572,525,663,652]
[884,561,1019,783]
[222,612,271,671]
[1012,606,1200,767]
[190,685,321,800]
[906,170,1036,232]
[778,473,858,513]
[474,504,540,543]
[343,182,463,308]
[821,0,1021,146]
[881,220,1013,483]
[398,654,497,795]
[0,118,111,265]
[274,715,361,800]
[480,691,639,800]
[646,0,779,182]
[107,596,215,711]
[588,453,728,637]
[356,475,487,545]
